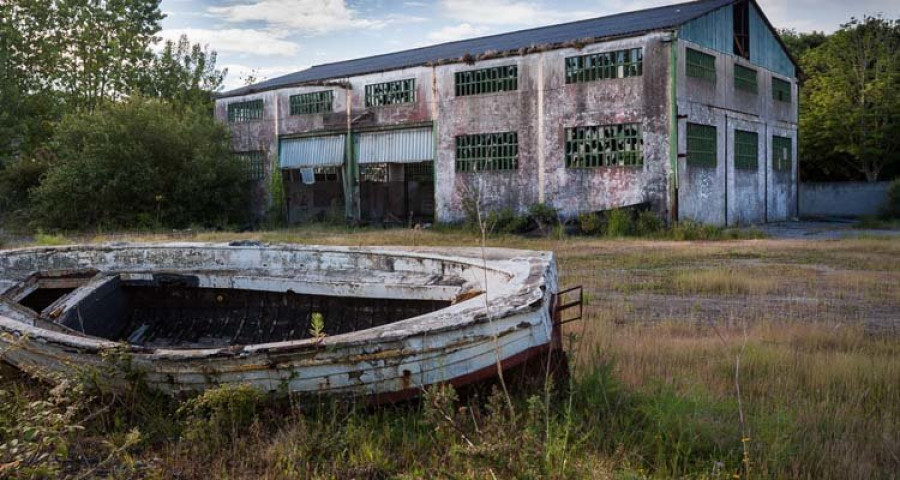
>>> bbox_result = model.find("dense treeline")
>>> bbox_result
[0,0,248,231]
[782,16,900,182]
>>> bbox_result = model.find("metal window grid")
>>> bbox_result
[227,99,264,123]
[314,166,340,182]
[234,151,265,180]
[687,123,717,168]
[565,48,643,84]
[360,164,389,182]
[455,132,519,172]
[564,123,643,168]
[734,64,758,94]
[455,65,518,96]
[290,91,334,115]
[405,162,434,181]
[734,130,758,170]
[773,136,792,171]
[365,79,416,107]
[686,48,716,82]
[772,78,791,103]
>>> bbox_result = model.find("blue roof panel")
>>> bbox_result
[220,0,734,98]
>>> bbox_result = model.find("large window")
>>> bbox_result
[233,151,265,180]
[734,130,758,170]
[565,48,643,84]
[686,48,716,82]
[365,79,416,107]
[455,132,518,172]
[565,124,643,168]
[290,91,333,115]
[773,136,792,171]
[227,99,264,123]
[686,123,717,168]
[455,65,518,96]
[734,64,758,94]
[772,78,791,103]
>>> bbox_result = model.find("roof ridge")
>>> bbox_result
[305,0,729,70]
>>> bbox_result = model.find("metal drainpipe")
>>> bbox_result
[344,85,360,222]
[667,31,680,225]
[431,65,439,223]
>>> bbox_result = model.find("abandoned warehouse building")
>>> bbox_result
[216,0,799,227]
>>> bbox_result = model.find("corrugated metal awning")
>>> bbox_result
[279,135,346,168]
[357,128,433,165]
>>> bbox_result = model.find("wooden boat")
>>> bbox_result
[0,243,570,401]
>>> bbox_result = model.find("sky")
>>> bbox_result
[159,0,900,90]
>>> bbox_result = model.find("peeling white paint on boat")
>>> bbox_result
[0,243,559,399]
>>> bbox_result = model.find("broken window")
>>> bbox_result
[686,123,717,168]
[686,48,716,82]
[290,91,334,115]
[733,0,751,59]
[233,151,266,180]
[772,77,791,103]
[455,132,518,172]
[455,65,518,96]
[773,136,792,171]
[314,166,340,182]
[360,164,389,182]
[365,79,416,107]
[227,99,264,123]
[734,64,758,94]
[734,130,758,170]
[565,123,643,168]
[564,48,642,84]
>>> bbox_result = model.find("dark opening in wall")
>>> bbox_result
[733,0,751,59]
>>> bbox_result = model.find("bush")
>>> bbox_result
[636,210,664,236]
[578,212,603,235]
[528,202,558,235]
[884,179,900,219]
[605,208,634,237]
[669,220,724,241]
[487,207,528,234]
[178,384,263,454]
[30,97,250,230]
[0,150,54,227]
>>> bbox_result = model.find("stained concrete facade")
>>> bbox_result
[215,1,798,227]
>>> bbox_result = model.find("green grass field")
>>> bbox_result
[1,227,898,479]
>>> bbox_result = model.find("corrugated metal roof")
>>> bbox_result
[356,128,434,165]
[280,135,346,168]
[220,0,735,98]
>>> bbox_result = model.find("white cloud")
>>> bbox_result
[438,0,598,26]
[220,63,306,90]
[160,28,302,56]
[427,23,488,43]
[208,0,383,34]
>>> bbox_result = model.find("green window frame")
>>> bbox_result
[772,77,791,103]
[686,123,717,168]
[365,79,416,107]
[233,151,265,180]
[773,136,792,171]
[227,99,264,123]
[734,64,757,94]
[734,130,758,170]
[455,132,518,172]
[564,48,643,84]
[686,48,716,82]
[455,65,518,96]
[565,123,643,168]
[290,91,333,115]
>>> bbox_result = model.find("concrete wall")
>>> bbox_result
[800,182,892,218]
[435,32,671,222]
[676,40,798,226]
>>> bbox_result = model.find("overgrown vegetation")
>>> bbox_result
[1,233,897,479]
[26,98,249,230]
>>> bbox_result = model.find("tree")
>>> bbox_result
[779,29,828,60]
[137,34,227,109]
[30,97,250,230]
[801,16,900,181]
